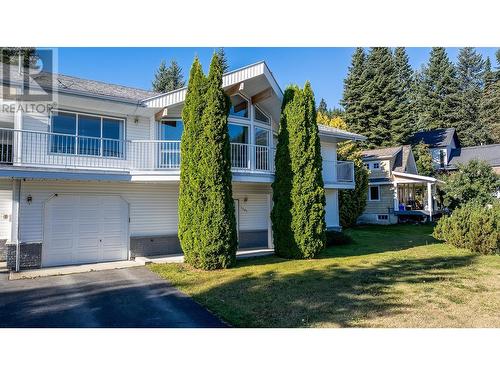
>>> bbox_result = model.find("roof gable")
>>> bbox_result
[409,128,459,148]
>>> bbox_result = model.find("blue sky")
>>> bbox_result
[56,47,499,108]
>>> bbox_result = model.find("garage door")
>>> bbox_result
[43,195,128,267]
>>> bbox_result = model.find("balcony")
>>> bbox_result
[322,159,355,188]
[0,128,275,174]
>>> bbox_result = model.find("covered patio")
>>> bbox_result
[391,172,443,222]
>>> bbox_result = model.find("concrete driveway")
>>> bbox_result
[0,266,227,328]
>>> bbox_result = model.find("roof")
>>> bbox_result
[317,125,366,141]
[1,63,157,102]
[368,177,392,184]
[361,146,402,160]
[392,171,443,184]
[394,145,412,173]
[409,128,458,148]
[448,144,500,168]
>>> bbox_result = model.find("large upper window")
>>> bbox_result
[159,120,183,141]
[228,123,249,144]
[229,94,249,118]
[51,111,124,157]
[254,106,270,125]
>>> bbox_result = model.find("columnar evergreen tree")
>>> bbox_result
[360,47,400,147]
[479,53,500,143]
[152,59,185,93]
[272,83,326,259]
[414,47,460,131]
[179,57,207,267]
[455,47,486,146]
[197,53,238,269]
[392,47,415,144]
[318,98,328,115]
[342,48,367,137]
[215,48,229,73]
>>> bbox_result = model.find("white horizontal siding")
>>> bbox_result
[23,111,50,132]
[126,116,150,140]
[0,179,12,240]
[233,193,269,231]
[19,181,180,242]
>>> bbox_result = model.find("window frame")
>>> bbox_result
[228,93,250,120]
[253,105,271,126]
[254,126,270,147]
[369,185,381,201]
[228,122,250,145]
[377,214,389,221]
[49,109,126,159]
[371,162,380,170]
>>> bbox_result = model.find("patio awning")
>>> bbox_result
[392,171,444,184]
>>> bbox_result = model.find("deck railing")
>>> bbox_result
[0,128,274,173]
[336,160,355,183]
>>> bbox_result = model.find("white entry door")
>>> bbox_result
[43,195,128,267]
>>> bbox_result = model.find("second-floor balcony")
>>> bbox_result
[0,128,356,186]
[0,128,275,174]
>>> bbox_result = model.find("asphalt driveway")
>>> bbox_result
[0,266,227,328]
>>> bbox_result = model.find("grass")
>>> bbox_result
[149,224,500,328]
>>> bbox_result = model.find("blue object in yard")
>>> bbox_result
[399,203,405,211]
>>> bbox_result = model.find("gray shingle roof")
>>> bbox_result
[409,128,458,148]
[394,145,412,172]
[448,144,500,168]
[1,63,156,102]
[361,146,402,160]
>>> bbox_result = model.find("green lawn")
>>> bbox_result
[149,224,500,328]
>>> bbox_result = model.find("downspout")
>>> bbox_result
[15,179,21,272]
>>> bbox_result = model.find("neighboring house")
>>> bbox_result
[0,61,365,270]
[359,145,442,225]
[410,128,500,173]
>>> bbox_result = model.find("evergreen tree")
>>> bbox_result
[479,54,500,143]
[215,48,229,73]
[318,98,328,115]
[413,141,434,176]
[152,59,185,93]
[414,47,460,131]
[342,48,367,137]
[179,57,207,267]
[455,48,486,146]
[272,83,326,259]
[360,47,399,147]
[0,47,37,67]
[392,47,415,144]
[197,53,237,269]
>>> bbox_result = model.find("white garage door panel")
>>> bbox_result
[43,195,128,267]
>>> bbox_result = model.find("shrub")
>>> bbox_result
[325,230,353,247]
[433,201,500,255]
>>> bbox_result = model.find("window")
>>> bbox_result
[255,127,269,146]
[158,120,183,168]
[229,94,249,118]
[369,186,380,201]
[254,106,270,125]
[228,123,249,144]
[363,162,369,169]
[50,111,124,157]
[158,120,183,141]
[372,162,380,170]
[439,149,446,168]
[377,214,389,221]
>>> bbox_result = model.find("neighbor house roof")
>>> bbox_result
[409,128,459,148]
[0,63,155,102]
[448,144,500,168]
[393,145,412,173]
[361,146,402,160]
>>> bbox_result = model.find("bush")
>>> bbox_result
[433,201,500,255]
[325,230,353,247]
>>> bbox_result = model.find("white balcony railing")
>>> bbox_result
[0,128,274,174]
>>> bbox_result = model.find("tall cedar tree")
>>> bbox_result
[413,141,434,177]
[415,47,460,131]
[318,112,369,227]
[456,48,486,146]
[197,53,237,269]
[342,48,367,138]
[479,52,500,143]
[318,98,328,115]
[272,83,326,259]
[152,59,185,93]
[392,47,415,144]
[360,47,400,147]
[179,58,207,266]
[215,48,229,73]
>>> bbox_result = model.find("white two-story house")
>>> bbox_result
[0,61,364,270]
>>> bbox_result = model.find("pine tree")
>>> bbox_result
[196,53,237,269]
[479,53,500,143]
[342,48,367,137]
[152,59,185,93]
[360,47,400,147]
[455,48,486,146]
[271,83,326,259]
[215,48,229,73]
[414,47,460,131]
[318,98,328,115]
[392,47,415,144]
[0,47,37,67]
[179,57,207,267]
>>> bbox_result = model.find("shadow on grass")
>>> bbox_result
[192,253,476,327]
